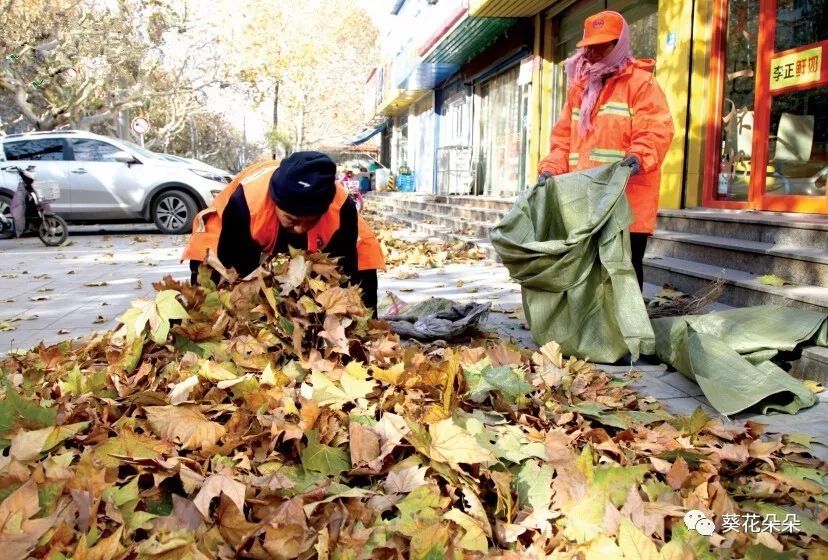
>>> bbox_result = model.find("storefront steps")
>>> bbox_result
[645,209,828,315]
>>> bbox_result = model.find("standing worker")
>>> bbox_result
[538,10,674,289]
[182,151,384,314]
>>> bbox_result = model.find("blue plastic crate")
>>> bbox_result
[397,174,415,192]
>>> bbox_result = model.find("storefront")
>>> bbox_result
[706,0,827,214]
[436,78,474,195]
[474,57,534,197]
[407,94,436,193]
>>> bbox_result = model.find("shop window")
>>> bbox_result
[775,0,828,52]
[476,65,529,197]
[766,85,828,197]
[716,0,759,201]
[437,93,473,194]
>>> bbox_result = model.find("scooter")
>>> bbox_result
[0,165,68,246]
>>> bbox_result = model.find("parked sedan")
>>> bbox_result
[0,131,231,234]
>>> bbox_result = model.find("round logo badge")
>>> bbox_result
[593,19,605,29]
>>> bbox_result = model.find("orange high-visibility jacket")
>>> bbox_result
[538,59,674,233]
[181,161,384,271]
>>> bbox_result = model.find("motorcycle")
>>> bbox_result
[0,165,68,246]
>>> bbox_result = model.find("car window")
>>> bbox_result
[4,138,65,161]
[71,139,122,162]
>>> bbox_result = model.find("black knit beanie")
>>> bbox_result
[269,151,336,216]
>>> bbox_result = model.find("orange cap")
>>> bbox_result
[577,10,625,47]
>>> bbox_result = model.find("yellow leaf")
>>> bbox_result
[444,509,488,552]
[586,535,623,560]
[619,517,659,560]
[428,418,496,470]
[371,363,404,385]
[146,405,225,450]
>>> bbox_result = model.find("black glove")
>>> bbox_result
[619,155,641,175]
[535,172,552,187]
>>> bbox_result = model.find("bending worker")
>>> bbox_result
[182,151,384,314]
[538,10,674,289]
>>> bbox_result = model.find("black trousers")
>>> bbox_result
[630,232,649,291]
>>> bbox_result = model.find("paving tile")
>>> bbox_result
[660,397,721,418]
[660,371,705,397]
[629,376,692,400]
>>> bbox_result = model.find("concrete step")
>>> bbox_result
[390,207,495,240]
[368,192,516,213]
[643,255,828,313]
[790,346,828,384]
[365,198,508,224]
[657,209,828,247]
[648,230,828,286]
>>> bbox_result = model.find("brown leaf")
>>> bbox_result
[666,457,691,490]
[193,473,246,520]
[349,421,380,467]
[315,286,362,315]
[145,405,226,450]
[71,526,126,560]
[217,495,257,547]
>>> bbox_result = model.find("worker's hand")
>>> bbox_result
[535,172,552,187]
[619,155,641,175]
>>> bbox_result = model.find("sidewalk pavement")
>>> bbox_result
[1,224,825,459]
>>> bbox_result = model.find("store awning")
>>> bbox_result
[423,14,519,66]
[469,0,556,17]
[377,89,430,116]
[347,120,388,146]
[398,63,460,90]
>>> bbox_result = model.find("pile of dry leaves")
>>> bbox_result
[0,252,825,559]
[362,214,488,269]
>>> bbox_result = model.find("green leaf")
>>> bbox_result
[395,484,447,526]
[619,517,659,560]
[757,274,796,287]
[670,407,710,436]
[0,385,56,435]
[300,430,350,476]
[462,359,532,403]
[779,462,826,485]
[515,459,553,513]
[783,432,825,449]
[37,482,64,517]
[592,464,649,507]
[58,366,108,397]
[571,402,630,429]
[743,501,828,541]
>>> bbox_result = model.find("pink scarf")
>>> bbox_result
[564,14,634,137]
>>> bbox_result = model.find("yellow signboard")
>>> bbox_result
[770,46,822,91]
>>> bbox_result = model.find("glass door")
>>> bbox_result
[706,0,827,213]
[757,0,827,213]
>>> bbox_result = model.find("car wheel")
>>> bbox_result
[0,194,13,239]
[152,190,198,234]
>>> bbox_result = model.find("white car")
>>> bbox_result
[0,130,231,234]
